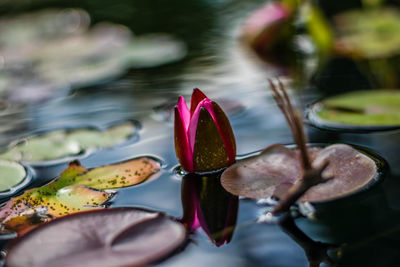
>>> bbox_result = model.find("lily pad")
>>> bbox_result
[334,7,400,59]
[0,160,27,192]
[0,157,160,234]
[0,121,136,163]
[125,34,187,68]
[221,144,379,202]
[308,90,400,128]
[66,122,135,150]
[5,208,187,267]
[0,9,187,104]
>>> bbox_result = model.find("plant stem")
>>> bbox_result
[268,78,330,215]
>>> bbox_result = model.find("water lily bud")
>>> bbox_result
[174,88,236,173]
[181,172,238,247]
[242,1,293,53]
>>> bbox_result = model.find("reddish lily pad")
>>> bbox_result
[0,158,160,234]
[5,208,187,267]
[221,144,378,202]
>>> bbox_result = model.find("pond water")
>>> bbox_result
[1,0,400,266]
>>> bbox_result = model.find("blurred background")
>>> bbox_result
[1,1,400,266]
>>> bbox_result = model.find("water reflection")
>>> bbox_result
[181,171,238,247]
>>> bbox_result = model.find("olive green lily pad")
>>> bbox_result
[0,121,136,163]
[0,160,27,192]
[221,144,378,202]
[0,157,161,234]
[334,7,400,58]
[310,90,400,127]
[66,122,135,150]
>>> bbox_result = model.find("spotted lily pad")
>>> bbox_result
[0,121,136,163]
[334,7,400,59]
[221,144,379,202]
[0,157,160,234]
[308,90,400,129]
[5,208,187,267]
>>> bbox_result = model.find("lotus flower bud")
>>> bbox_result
[242,1,293,52]
[181,172,238,247]
[174,88,236,173]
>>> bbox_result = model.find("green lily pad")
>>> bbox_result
[310,90,400,127]
[0,131,81,162]
[66,122,135,150]
[334,7,400,58]
[0,160,27,192]
[0,121,136,163]
[125,34,187,68]
[0,9,186,104]
[0,157,160,234]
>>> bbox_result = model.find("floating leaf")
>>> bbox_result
[0,160,27,192]
[5,208,187,267]
[0,157,160,234]
[0,121,136,163]
[66,122,135,150]
[334,7,400,59]
[125,34,187,68]
[0,9,186,104]
[308,90,400,127]
[0,131,81,162]
[221,144,378,202]
[73,158,160,190]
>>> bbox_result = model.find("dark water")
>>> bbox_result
[1,0,400,266]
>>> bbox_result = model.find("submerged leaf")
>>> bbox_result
[221,144,378,202]
[0,121,136,163]
[0,157,160,234]
[5,208,187,267]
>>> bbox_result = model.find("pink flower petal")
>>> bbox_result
[244,2,290,38]
[177,96,191,131]
[211,102,236,165]
[174,107,194,172]
[190,88,208,115]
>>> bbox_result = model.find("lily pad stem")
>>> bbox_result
[268,79,330,215]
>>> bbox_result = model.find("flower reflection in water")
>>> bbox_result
[181,170,238,247]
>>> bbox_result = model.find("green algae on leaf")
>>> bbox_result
[221,144,378,202]
[0,157,161,234]
[310,90,400,127]
[0,121,136,163]
[5,208,187,267]
[0,160,27,192]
